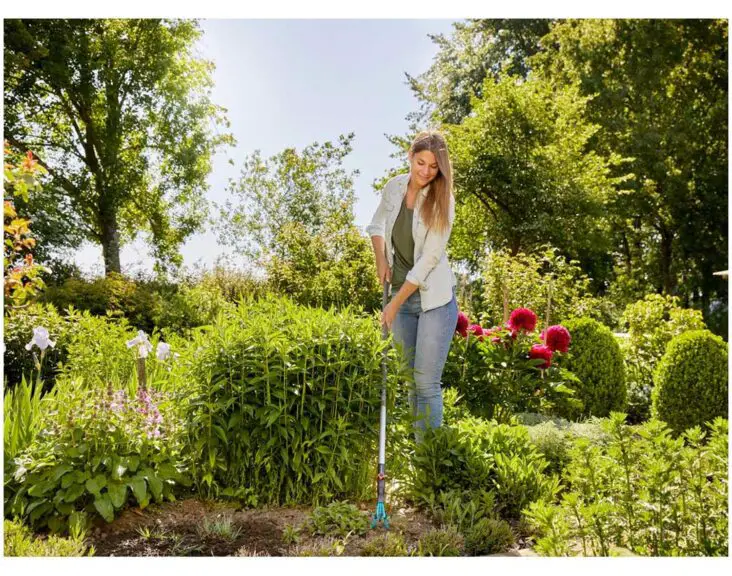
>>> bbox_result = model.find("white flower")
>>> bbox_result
[156,341,172,362]
[126,330,153,359]
[25,326,55,351]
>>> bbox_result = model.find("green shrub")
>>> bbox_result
[361,532,409,556]
[415,526,464,556]
[652,330,728,435]
[479,246,618,329]
[4,518,94,556]
[182,295,409,505]
[308,501,370,537]
[621,294,707,423]
[410,416,559,519]
[5,376,191,531]
[559,318,626,419]
[525,414,728,556]
[464,517,515,555]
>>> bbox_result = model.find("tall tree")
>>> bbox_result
[533,19,728,308]
[217,133,357,263]
[446,74,625,270]
[3,19,233,275]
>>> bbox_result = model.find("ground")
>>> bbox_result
[84,498,537,557]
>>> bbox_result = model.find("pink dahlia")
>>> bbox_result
[508,308,538,333]
[543,325,571,353]
[456,311,469,337]
[468,324,484,340]
[529,344,553,369]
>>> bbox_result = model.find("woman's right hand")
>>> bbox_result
[376,257,392,286]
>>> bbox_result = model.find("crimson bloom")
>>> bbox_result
[456,311,469,337]
[529,344,553,369]
[543,325,571,353]
[468,324,484,340]
[508,308,538,333]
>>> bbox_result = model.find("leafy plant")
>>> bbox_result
[197,514,242,541]
[415,526,464,556]
[361,532,409,556]
[281,523,302,546]
[4,518,94,556]
[308,501,369,538]
[652,330,728,435]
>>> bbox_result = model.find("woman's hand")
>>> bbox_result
[381,299,398,331]
[376,257,392,286]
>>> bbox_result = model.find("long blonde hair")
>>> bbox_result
[409,131,453,233]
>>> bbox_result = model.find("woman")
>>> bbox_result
[366,131,458,441]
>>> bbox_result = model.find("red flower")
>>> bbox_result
[455,311,469,337]
[508,308,537,332]
[468,324,484,340]
[529,344,553,369]
[543,325,571,353]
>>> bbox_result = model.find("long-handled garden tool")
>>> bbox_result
[371,280,390,530]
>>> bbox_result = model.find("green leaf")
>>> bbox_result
[63,482,86,503]
[94,493,115,522]
[127,456,140,473]
[128,476,147,504]
[85,474,107,496]
[52,464,74,482]
[107,482,128,509]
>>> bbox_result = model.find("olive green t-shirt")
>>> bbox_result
[391,196,414,291]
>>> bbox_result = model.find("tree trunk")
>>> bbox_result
[659,227,675,295]
[99,201,121,275]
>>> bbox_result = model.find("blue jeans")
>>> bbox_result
[391,288,458,442]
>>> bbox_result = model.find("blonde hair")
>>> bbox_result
[409,131,453,233]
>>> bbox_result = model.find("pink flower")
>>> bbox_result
[543,325,571,353]
[468,324,484,340]
[508,308,537,333]
[456,311,469,337]
[529,344,553,369]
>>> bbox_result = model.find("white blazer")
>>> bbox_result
[366,172,456,312]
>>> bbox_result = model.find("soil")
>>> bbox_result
[84,498,536,557]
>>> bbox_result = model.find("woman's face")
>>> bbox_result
[409,150,439,189]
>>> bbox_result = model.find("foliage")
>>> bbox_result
[4,376,53,464]
[196,514,241,541]
[5,376,191,531]
[361,531,409,556]
[4,19,233,274]
[4,518,94,556]
[652,330,728,435]
[524,413,728,556]
[559,318,626,420]
[4,144,48,310]
[265,203,381,313]
[217,134,356,263]
[534,19,727,313]
[445,73,625,270]
[620,294,707,423]
[409,415,559,519]
[479,247,619,328]
[415,526,464,556]
[308,501,369,538]
[182,295,409,505]
[442,309,581,422]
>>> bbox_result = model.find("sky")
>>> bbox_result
[71,18,459,276]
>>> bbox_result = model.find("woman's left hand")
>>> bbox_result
[381,300,398,331]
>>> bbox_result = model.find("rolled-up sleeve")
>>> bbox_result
[365,183,390,239]
[406,195,455,287]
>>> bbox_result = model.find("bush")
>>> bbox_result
[308,501,369,537]
[620,294,707,423]
[361,532,409,556]
[652,330,728,435]
[415,526,464,556]
[5,376,191,531]
[479,246,618,329]
[464,517,515,555]
[559,318,626,419]
[182,295,409,505]
[410,416,559,519]
[4,518,94,556]
[525,414,728,556]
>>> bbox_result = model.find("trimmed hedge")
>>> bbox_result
[652,330,728,434]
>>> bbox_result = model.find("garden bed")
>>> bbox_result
[84,498,532,557]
